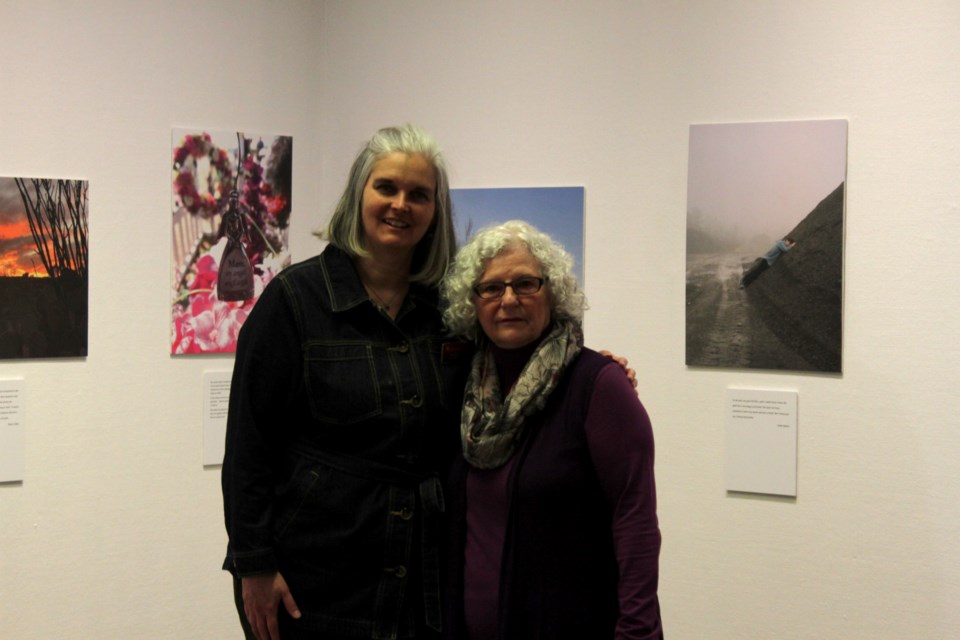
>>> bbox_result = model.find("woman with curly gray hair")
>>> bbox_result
[441,220,585,341]
[440,220,663,640]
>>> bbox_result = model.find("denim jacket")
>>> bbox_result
[222,244,469,639]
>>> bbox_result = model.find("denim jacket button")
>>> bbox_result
[389,507,414,520]
[386,565,407,578]
[397,342,409,353]
[409,394,422,408]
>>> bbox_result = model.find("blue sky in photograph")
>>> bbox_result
[451,186,585,284]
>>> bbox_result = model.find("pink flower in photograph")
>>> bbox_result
[171,130,292,355]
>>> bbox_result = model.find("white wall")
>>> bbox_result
[2,1,958,638]
[0,1,323,637]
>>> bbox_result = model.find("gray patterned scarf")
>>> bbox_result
[461,319,583,469]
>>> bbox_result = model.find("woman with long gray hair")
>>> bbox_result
[222,125,468,640]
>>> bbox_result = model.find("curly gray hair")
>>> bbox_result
[441,220,586,340]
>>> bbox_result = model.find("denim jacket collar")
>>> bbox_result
[320,243,440,316]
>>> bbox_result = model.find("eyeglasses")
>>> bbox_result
[473,276,547,299]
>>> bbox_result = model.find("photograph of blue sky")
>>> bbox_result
[451,186,584,284]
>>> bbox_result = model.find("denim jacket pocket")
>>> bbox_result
[273,461,327,542]
[272,457,389,603]
[303,342,382,424]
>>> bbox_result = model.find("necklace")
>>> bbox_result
[356,256,410,315]
[362,280,407,313]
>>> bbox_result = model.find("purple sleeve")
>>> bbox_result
[585,363,663,640]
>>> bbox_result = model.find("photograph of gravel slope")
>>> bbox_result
[685,120,847,373]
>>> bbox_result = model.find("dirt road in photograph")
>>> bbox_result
[686,253,814,370]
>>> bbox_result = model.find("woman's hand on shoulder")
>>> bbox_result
[599,349,637,389]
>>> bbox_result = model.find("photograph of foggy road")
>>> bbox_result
[685,120,847,373]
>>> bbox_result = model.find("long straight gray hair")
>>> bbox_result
[318,124,456,285]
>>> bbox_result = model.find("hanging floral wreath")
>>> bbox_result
[172,133,235,219]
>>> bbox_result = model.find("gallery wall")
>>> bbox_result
[2,1,959,638]
[0,1,324,637]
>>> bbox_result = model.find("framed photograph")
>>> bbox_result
[0,177,88,359]
[171,129,292,354]
[685,120,847,373]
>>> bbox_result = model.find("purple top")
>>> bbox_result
[463,345,660,639]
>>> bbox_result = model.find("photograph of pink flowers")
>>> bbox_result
[0,177,88,359]
[171,129,292,354]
